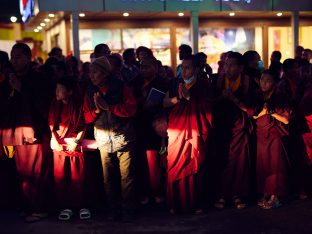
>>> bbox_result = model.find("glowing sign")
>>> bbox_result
[20,0,35,22]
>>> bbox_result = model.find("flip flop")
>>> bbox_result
[25,212,48,223]
[262,199,282,209]
[58,209,73,221]
[79,208,91,220]
[214,198,226,209]
[233,197,246,209]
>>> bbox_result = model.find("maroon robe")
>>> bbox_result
[167,79,213,212]
[1,69,53,213]
[252,92,290,196]
[298,86,312,163]
[49,99,85,209]
[214,74,255,198]
[277,77,309,194]
[129,75,168,200]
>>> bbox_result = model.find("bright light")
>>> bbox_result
[34,29,39,32]
[10,16,17,23]
[229,12,235,17]
[276,12,283,17]
[123,12,129,17]
[227,30,234,36]
[79,13,85,17]
[48,13,55,18]
[37,26,42,30]
[44,18,50,22]
[40,23,46,27]
[178,12,184,17]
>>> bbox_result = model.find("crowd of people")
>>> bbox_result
[0,42,312,223]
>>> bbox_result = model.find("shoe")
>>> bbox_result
[79,208,91,220]
[25,212,48,223]
[214,198,226,209]
[194,209,204,215]
[257,197,268,207]
[233,197,246,209]
[262,198,282,209]
[58,209,73,221]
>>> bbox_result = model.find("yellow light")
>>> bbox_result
[178,12,184,17]
[229,12,235,17]
[40,23,46,27]
[44,18,50,22]
[123,12,129,17]
[276,12,283,17]
[48,13,55,18]
[34,29,39,32]
[79,13,85,17]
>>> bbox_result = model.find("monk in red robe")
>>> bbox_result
[252,69,291,209]
[3,43,53,222]
[49,77,91,220]
[130,57,168,204]
[298,85,312,162]
[164,55,213,213]
[277,59,308,199]
[297,82,312,192]
[214,52,256,209]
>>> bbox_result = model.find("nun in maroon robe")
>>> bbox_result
[252,70,291,209]
[48,77,90,220]
[164,56,213,213]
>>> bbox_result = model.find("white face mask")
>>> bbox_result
[184,75,195,85]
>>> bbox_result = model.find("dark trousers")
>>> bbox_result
[99,148,135,212]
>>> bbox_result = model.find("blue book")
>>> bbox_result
[145,87,166,106]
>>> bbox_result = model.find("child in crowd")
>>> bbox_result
[252,69,291,209]
[49,77,91,220]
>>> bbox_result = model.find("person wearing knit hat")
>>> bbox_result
[83,54,137,222]
[92,56,112,75]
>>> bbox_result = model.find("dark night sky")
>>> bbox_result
[0,0,21,23]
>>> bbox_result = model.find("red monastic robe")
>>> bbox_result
[167,79,212,212]
[49,99,85,209]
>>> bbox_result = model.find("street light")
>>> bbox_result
[10,16,17,23]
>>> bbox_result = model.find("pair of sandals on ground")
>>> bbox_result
[215,195,282,209]
[58,208,91,221]
[257,195,282,209]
